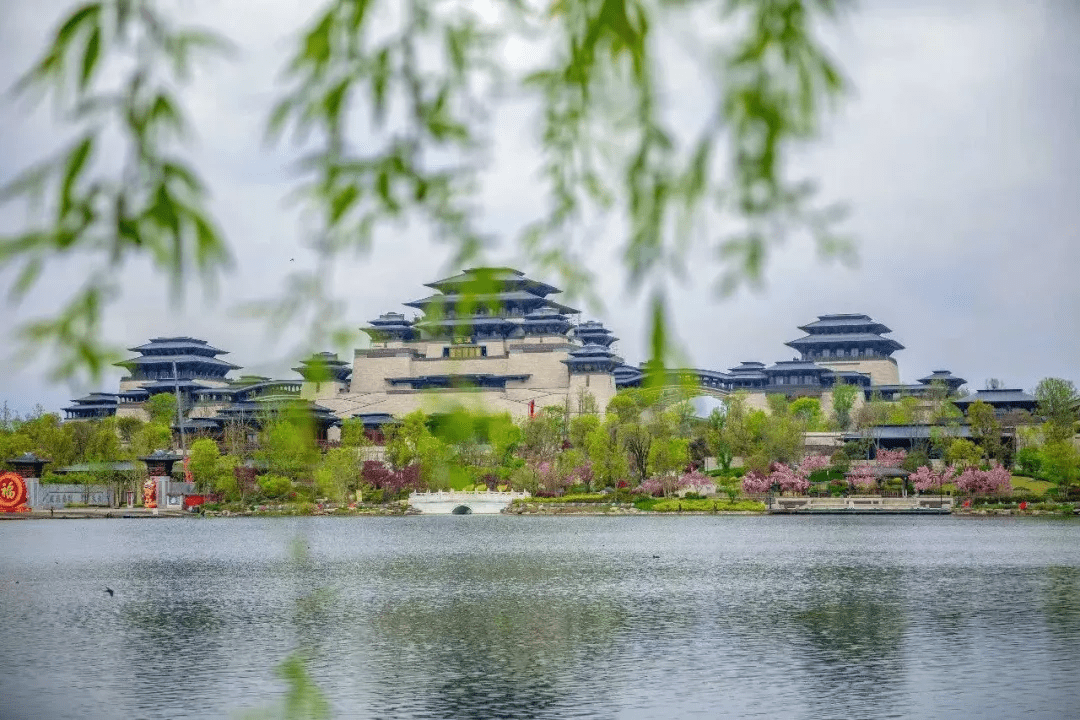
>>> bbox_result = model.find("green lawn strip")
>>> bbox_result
[1009,476,1054,497]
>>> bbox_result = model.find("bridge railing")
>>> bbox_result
[410,489,532,500]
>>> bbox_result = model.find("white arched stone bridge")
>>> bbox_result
[409,490,531,514]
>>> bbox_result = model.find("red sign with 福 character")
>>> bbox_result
[0,471,30,513]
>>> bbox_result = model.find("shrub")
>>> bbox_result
[257,474,293,499]
[1014,447,1043,477]
[632,495,661,511]
[651,499,767,512]
[513,493,610,504]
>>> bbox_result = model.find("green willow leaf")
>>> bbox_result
[59,135,94,220]
[303,12,334,68]
[79,25,101,90]
[9,258,45,301]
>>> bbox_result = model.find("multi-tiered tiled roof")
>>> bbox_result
[117,337,239,384]
[785,314,904,360]
[401,267,579,340]
[293,352,352,384]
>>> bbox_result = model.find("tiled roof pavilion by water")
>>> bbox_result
[63,268,970,426]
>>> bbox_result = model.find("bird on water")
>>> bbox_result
[105,587,114,596]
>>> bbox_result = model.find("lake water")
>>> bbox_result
[3,515,1080,719]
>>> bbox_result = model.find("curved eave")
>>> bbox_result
[785,335,905,351]
[116,355,242,370]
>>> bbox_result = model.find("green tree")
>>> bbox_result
[569,414,601,451]
[856,393,890,429]
[314,447,362,502]
[258,474,294,499]
[19,413,76,466]
[647,437,689,494]
[146,393,179,425]
[718,393,756,460]
[257,414,319,483]
[188,438,222,493]
[133,422,173,455]
[830,383,859,430]
[586,421,629,489]
[385,410,432,469]
[1042,441,1080,491]
[764,412,805,466]
[4,0,849,415]
[339,418,370,448]
[887,395,921,426]
[945,438,982,468]
[967,400,1004,462]
[619,423,653,486]
[116,416,144,445]
[790,397,823,430]
[1035,378,1078,444]
[215,455,242,500]
[704,408,733,473]
[519,407,564,461]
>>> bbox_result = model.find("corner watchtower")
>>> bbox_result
[785,314,902,386]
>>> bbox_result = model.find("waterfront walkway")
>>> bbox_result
[0,507,188,520]
[768,495,953,514]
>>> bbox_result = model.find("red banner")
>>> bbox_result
[0,471,29,513]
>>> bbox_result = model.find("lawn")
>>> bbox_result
[1009,475,1054,497]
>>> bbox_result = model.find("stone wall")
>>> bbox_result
[340,337,613,420]
[815,357,900,386]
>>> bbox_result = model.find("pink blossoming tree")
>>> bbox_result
[635,477,663,496]
[954,464,1012,496]
[741,455,831,495]
[849,463,878,491]
[741,471,771,494]
[875,449,907,468]
[771,462,810,493]
[798,454,832,477]
[909,465,956,493]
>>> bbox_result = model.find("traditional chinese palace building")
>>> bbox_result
[62,267,974,431]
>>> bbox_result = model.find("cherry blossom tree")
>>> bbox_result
[675,469,711,496]
[635,478,663,496]
[910,466,938,493]
[875,449,907,468]
[909,465,956,494]
[771,462,810,493]
[798,454,832,475]
[954,464,1012,496]
[849,464,878,491]
[741,471,771,494]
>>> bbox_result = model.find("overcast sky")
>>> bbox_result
[1,0,1078,416]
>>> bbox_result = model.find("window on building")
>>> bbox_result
[449,346,486,359]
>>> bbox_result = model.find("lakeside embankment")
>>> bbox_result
[4,499,1077,519]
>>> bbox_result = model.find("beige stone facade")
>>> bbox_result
[815,357,900,386]
[309,333,617,421]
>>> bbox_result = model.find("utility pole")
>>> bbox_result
[173,360,186,458]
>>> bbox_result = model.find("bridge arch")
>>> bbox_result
[616,369,732,400]
[451,504,473,515]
